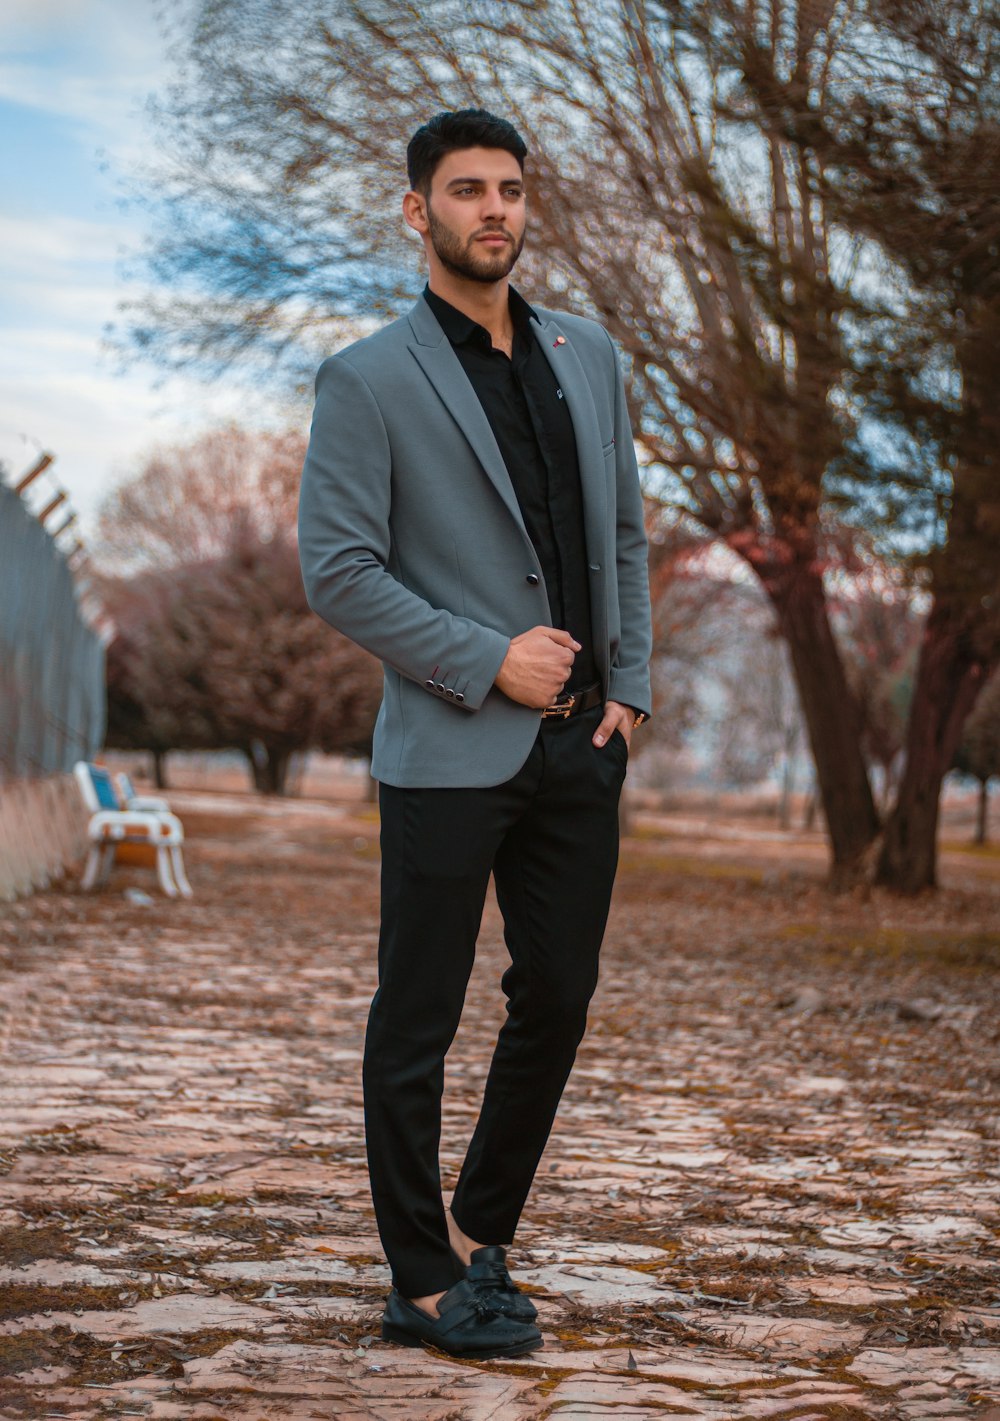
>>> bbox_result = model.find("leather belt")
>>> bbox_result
[541,683,603,721]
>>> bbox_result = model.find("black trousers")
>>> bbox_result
[362,704,627,1298]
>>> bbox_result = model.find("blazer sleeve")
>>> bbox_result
[297,354,510,711]
[602,328,653,718]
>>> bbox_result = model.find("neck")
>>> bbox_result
[427,269,513,344]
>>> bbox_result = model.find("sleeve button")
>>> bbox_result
[455,692,465,702]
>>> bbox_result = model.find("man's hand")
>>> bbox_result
[593,700,635,749]
[495,626,580,708]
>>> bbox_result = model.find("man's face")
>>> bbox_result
[421,146,526,283]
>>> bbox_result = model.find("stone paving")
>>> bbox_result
[1,788,999,1419]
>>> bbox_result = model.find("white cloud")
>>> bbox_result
[0,1,174,169]
[0,1,307,551]
[0,359,298,541]
[0,213,137,269]
[0,205,300,543]
[1,0,103,30]
[0,0,170,71]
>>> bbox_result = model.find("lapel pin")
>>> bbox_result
[553,335,566,346]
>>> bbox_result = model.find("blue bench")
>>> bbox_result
[73,762,193,898]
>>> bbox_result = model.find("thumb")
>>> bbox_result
[592,709,618,747]
[544,627,582,651]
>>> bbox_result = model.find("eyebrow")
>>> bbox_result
[445,176,524,188]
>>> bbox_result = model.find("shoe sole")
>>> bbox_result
[381,1321,542,1358]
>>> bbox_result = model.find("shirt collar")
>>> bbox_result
[422,283,538,350]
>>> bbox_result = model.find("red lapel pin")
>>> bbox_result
[553,335,566,346]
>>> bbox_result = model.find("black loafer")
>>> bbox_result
[452,1243,539,1322]
[380,1277,542,1358]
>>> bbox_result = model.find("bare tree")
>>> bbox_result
[717,0,1000,886]
[711,606,805,827]
[953,670,1000,847]
[644,521,728,751]
[830,549,924,811]
[103,535,383,794]
[117,0,994,887]
[97,424,383,792]
[95,425,305,575]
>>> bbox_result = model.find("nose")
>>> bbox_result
[479,186,506,222]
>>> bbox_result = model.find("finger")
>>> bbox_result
[543,627,582,651]
[592,710,619,747]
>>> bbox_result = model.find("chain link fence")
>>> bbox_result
[0,480,106,897]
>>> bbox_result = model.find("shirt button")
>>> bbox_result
[526,573,540,585]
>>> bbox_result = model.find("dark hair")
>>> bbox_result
[406,108,527,194]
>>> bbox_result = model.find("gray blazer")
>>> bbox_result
[297,293,652,788]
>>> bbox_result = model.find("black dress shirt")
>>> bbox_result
[422,283,597,692]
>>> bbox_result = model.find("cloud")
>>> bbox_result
[0,0,303,549]
[0,212,136,268]
[0,211,147,340]
[0,1,173,167]
[0,60,154,144]
[0,202,296,540]
[0,351,296,541]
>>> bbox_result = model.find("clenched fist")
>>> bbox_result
[495,626,581,708]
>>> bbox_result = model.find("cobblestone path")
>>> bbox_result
[1,790,998,1419]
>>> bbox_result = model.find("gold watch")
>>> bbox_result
[632,711,648,728]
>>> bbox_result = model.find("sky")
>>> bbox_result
[0,0,288,542]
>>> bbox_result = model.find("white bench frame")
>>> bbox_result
[73,762,193,898]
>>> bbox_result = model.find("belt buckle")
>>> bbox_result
[542,692,576,720]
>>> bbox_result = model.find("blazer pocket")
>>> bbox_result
[601,437,616,457]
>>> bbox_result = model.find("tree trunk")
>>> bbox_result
[802,784,818,830]
[778,720,799,831]
[244,743,292,795]
[975,778,989,846]
[763,562,880,884]
[778,750,793,830]
[152,749,168,789]
[876,599,989,892]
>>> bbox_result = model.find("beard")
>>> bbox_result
[426,202,524,283]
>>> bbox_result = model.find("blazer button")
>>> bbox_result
[526,573,539,585]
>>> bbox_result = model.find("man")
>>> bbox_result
[298,108,651,1359]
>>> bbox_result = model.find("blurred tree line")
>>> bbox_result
[110,0,998,890]
[96,428,382,795]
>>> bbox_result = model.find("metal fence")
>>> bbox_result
[0,480,105,780]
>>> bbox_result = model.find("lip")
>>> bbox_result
[476,234,509,245]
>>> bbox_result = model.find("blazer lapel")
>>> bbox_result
[406,298,533,549]
[530,313,608,569]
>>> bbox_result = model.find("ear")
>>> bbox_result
[402,189,429,235]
